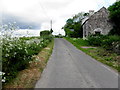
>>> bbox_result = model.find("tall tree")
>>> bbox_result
[108,1,120,35]
[63,12,86,37]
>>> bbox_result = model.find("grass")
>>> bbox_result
[65,37,119,72]
[3,40,54,88]
[19,36,40,41]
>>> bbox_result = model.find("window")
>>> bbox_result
[95,31,101,35]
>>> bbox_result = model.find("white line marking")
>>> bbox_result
[101,64,118,77]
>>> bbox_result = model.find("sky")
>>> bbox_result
[0,0,116,36]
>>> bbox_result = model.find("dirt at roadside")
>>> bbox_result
[3,41,54,88]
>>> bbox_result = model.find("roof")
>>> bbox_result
[82,7,108,26]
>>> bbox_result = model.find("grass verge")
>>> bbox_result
[3,40,54,88]
[65,37,119,72]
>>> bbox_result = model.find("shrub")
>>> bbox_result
[1,23,53,83]
[87,35,120,53]
[40,30,51,37]
[102,35,120,50]
[2,36,52,83]
[108,1,120,35]
[87,35,103,46]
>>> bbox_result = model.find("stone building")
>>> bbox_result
[82,7,113,39]
[116,0,120,2]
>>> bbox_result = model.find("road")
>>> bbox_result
[35,38,118,88]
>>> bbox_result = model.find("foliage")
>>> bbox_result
[66,34,120,54]
[50,29,53,34]
[63,21,83,38]
[40,30,53,42]
[108,1,120,35]
[19,36,40,41]
[3,40,54,88]
[1,24,53,84]
[87,35,120,52]
[40,30,51,37]
[2,36,52,83]
[65,37,89,47]
[63,12,86,38]
[54,34,64,38]
[87,35,104,46]
[65,37,119,71]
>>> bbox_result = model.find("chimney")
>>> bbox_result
[89,10,94,16]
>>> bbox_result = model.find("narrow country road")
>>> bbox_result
[35,38,118,88]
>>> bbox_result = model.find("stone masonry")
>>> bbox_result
[82,7,113,38]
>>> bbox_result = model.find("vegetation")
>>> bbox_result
[108,1,120,35]
[40,30,51,37]
[65,37,120,71]
[1,24,53,86]
[63,1,120,72]
[40,30,53,41]
[87,35,120,53]
[63,12,88,38]
[19,36,40,41]
[54,34,64,38]
[3,40,54,88]
[50,29,53,34]
[2,36,52,84]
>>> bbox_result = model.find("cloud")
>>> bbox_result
[1,0,116,35]
[2,13,41,29]
[12,29,41,37]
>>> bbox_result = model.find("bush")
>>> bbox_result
[108,1,120,35]
[87,35,103,46]
[40,30,51,37]
[87,35,120,52]
[102,35,120,50]
[2,36,52,83]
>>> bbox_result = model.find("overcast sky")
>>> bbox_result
[0,0,116,35]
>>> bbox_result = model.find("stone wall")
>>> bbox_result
[83,7,113,38]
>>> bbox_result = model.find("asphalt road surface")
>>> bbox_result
[35,38,118,88]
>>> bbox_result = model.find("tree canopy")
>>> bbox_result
[40,30,51,37]
[63,12,87,38]
[108,1,120,35]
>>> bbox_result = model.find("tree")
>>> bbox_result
[63,12,85,37]
[108,1,120,35]
[50,29,53,34]
[40,30,51,37]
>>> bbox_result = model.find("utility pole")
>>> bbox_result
[50,20,52,30]
[50,20,53,33]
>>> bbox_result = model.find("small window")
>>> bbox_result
[95,31,101,35]
[85,31,87,37]
[88,32,91,36]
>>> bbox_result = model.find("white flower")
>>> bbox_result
[3,72,5,75]
[2,79,5,82]
[0,71,5,76]
[18,47,22,50]
[39,45,42,47]
[0,71,2,76]
[5,54,9,57]
[4,77,6,80]
[29,61,32,63]
[25,49,28,54]
[14,52,17,55]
